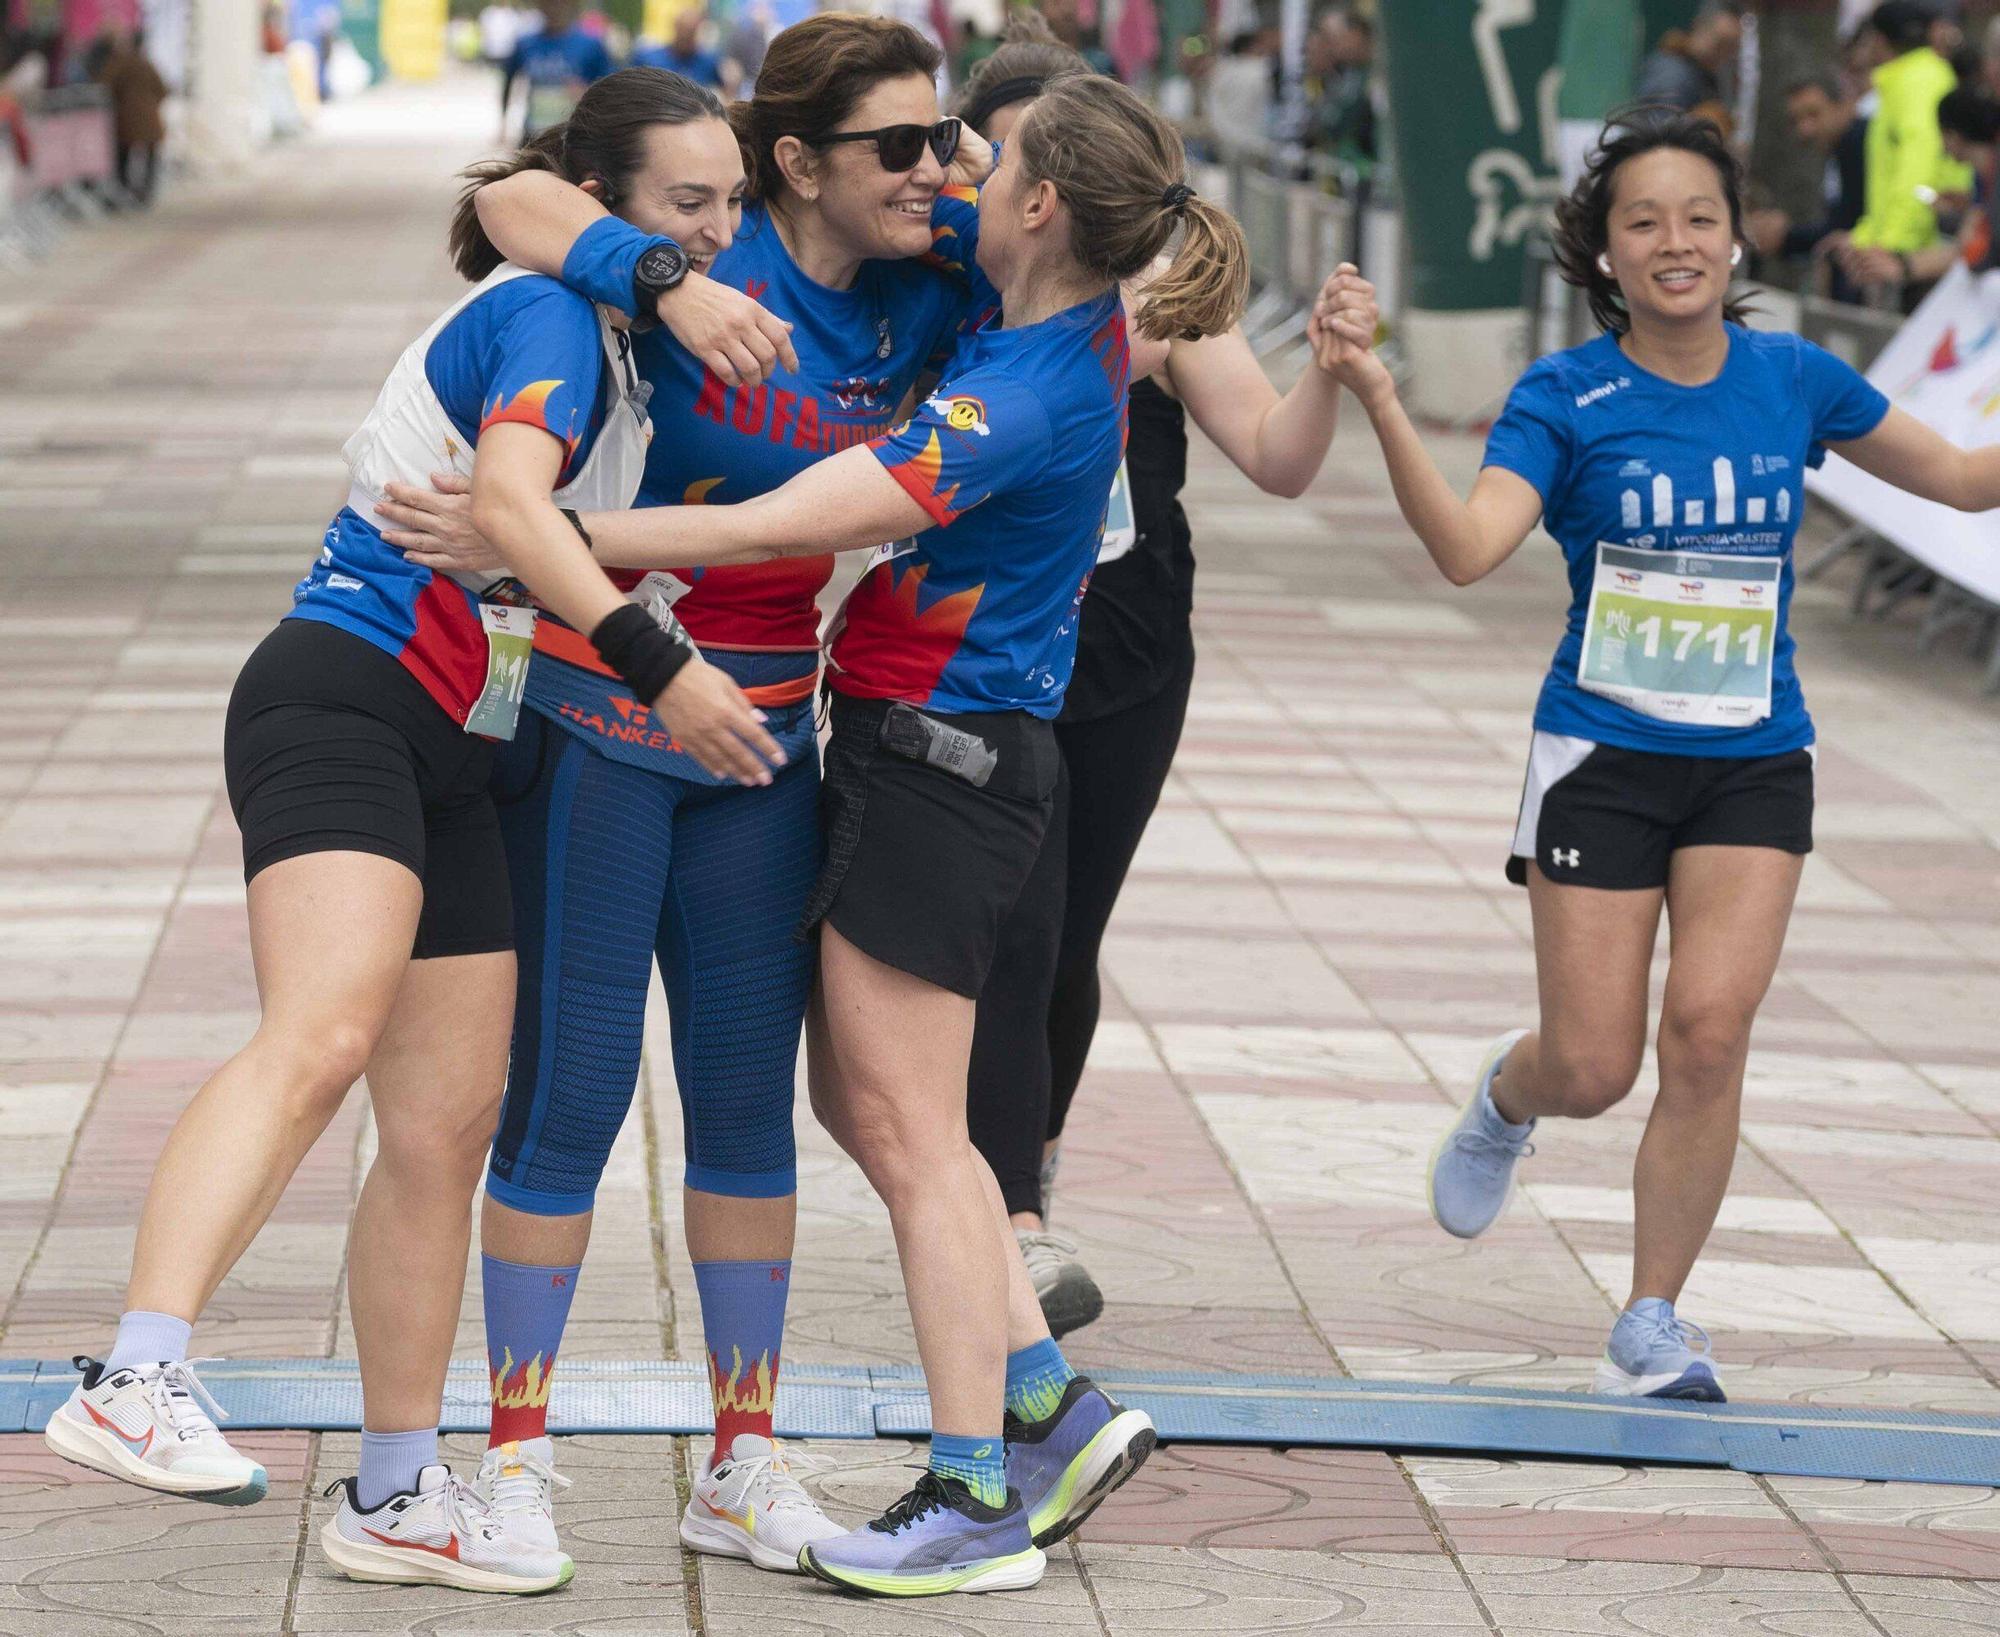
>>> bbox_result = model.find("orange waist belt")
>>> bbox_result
[532,619,819,707]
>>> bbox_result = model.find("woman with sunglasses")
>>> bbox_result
[372,15,987,1578]
[955,37,1376,1337]
[408,73,1285,1599]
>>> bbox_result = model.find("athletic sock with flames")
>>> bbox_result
[693,1259,790,1469]
[482,1253,580,1447]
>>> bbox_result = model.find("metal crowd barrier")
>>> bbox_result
[1212,141,1404,375]
[0,86,123,270]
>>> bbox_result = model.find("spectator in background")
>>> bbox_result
[1839,0,1969,282]
[1981,13,2000,98]
[1304,7,1375,169]
[478,2,523,71]
[1849,87,2000,286]
[724,4,770,91]
[1634,0,1741,128]
[501,0,613,140]
[1748,73,1869,302]
[1207,27,1275,159]
[633,8,727,92]
[97,26,168,206]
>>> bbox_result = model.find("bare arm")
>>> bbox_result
[581,443,937,570]
[1165,327,1338,499]
[1830,404,2000,512]
[470,422,784,783]
[473,172,798,386]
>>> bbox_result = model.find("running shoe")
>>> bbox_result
[43,1356,267,1505]
[472,1436,570,1556]
[1594,1298,1725,1401]
[797,1472,1044,1597]
[679,1433,845,1573]
[320,1463,574,1594]
[1005,1375,1155,1546]
[1427,1028,1534,1239]
[1016,1227,1104,1339]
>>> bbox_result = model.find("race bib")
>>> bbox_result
[1577,543,1778,728]
[1098,461,1137,564]
[629,570,692,628]
[465,602,538,739]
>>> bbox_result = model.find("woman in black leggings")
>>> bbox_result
[957,40,1379,1333]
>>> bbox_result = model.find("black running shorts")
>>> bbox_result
[1507,731,1814,891]
[224,619,512,959]
[803,693,1059,998]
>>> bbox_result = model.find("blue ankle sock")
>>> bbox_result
[1004,1338,1076,1425]
[104,1310,192,1373]
[483,1253,581,1447]
[929,1431,1007,1509]
[356,1427,438,1511]
[693,1259,790,1464]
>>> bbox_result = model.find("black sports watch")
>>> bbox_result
[631,241,691,330]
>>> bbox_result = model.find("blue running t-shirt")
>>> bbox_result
[1483,325,1889,757]
[830,287,1131,718]
[288,276,611,726]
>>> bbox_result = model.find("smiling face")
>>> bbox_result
[803,72,946,265]
[611,115,745,271]
[1601,147,1738,331]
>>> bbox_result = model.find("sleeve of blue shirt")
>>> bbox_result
[1481,356,1573,508]
[869,368,1053,527]
[559,214,677,318]
[1796,336,1890,465]
[584,36,614,78]
[428,280,608,475]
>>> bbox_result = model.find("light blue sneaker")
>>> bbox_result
[1427,1029,1533,1239]
[797,1472,1044,1597]
[1595,1299,1725,1401]
[1005,1376,1156,1547]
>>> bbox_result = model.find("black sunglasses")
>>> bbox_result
[800,117,962,173]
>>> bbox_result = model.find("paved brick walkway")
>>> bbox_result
[3,72,2000,1636]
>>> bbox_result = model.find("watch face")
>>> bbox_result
[638,244,688,287]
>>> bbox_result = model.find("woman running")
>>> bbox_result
[407,73,1286,1598]
[40,69,775,1597]
[954,35,1377,1335]
[372,15,987,1573]
[1325,108,2000,1400]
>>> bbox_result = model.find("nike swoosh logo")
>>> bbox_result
[360,1525,461,1560]
[83,1401,152,1455]
[703,1498,754,1535]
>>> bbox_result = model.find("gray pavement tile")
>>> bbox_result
[700,1550,1101,1636]
[1078,1544,1488,1633]
[1847,1573,2000,1636]
[1455,1555,1878,1636]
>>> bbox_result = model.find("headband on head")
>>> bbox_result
[962,75,1047,130]
[1162,181,1194,214]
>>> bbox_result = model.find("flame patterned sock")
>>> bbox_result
[482,1253,580,1447]
[694,1259,790,1466]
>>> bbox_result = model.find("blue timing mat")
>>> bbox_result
[9,1359,1999,1486]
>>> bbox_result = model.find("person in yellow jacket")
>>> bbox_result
[1845,1,1972,263]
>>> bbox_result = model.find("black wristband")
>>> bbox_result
[561,508,592,552]
[591,602,697,703]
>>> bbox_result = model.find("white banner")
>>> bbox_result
[1805,263,2000,607]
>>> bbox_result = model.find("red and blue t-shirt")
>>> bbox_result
[831,287,1131,718]
[287,275,612,726]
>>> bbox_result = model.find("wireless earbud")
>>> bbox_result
[1730,244,1742,267]
[1597,254,1614,277]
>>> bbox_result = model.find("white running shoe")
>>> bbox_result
[472,1436,570,1555]
[320,1463,573,1594]
[43,1356,267,1505]
[679,1434,845,1574]
[1017,1228,1104,1340]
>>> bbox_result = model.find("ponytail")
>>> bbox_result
[1133,195,1249,342]
[450,127,566,282]
[1013,76,1249,341]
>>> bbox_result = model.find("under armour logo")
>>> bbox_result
[1550,847,1580,868]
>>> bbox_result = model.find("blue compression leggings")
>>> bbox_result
[485,711,819,1212]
